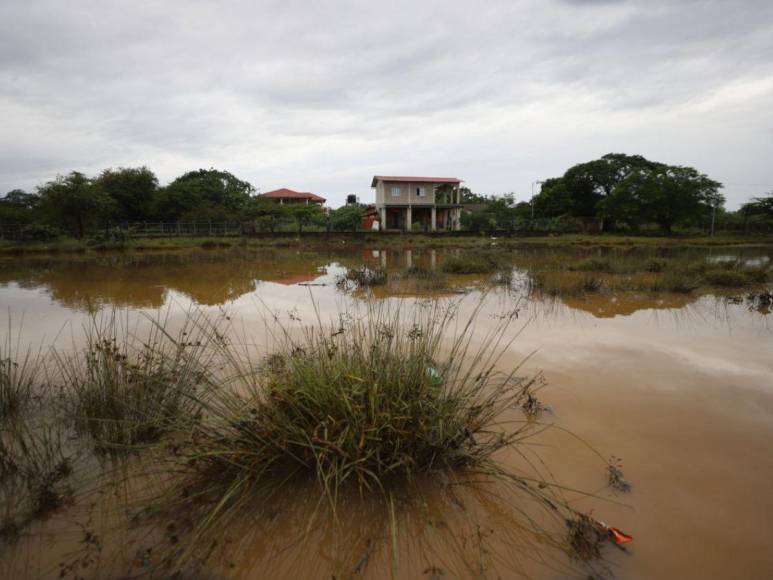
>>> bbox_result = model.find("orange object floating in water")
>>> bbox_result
[608,527,633,545]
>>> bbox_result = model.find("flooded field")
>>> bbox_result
[1,244,772,579]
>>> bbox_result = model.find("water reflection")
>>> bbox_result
[0,246,770,319]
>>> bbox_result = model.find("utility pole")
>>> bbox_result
[710,202,717,237]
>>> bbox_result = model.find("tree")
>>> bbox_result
[0,189,40,224]
[287,204,324,234]
[329,204,364,232]
[604,165,723,234]
[243,195,287,232]
[459,186,486,204]
[152,169,254,220]
[532,177,572,218]
[38,172,115,238]
[94,166,158,221]
[461,195,519,232]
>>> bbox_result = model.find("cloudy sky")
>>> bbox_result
[1,0,772,208]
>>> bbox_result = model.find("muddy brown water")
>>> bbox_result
[0,245,772,579]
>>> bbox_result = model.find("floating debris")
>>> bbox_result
[607,456,631,492]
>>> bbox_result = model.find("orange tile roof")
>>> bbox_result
[261,188,326,203]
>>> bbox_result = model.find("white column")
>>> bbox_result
[431,207,437,231]
[454,208,461,231]
[405,207,412,232]
[380,250,387,268]
[379,207,386,231]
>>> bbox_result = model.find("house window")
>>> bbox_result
[416,187,426,197]
[391,186,401,197]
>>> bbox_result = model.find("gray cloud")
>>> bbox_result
[1,0,772,207]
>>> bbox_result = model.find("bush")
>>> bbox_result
[19,223,62,242]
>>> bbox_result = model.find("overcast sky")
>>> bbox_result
[1,0,772,208]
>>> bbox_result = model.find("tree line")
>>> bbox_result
[0,167,368,239]
[463,153,773,235]
[2,157,771,239]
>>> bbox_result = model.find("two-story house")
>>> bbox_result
[371,176,462,231]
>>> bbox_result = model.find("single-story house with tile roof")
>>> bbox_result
[260,188,326,205]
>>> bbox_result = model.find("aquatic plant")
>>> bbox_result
[57,312,214,454]
[139,299,606,574]
[0,328,40,418]
[569,258,614,273]
[0,421,74,544]
[441,253,503,274]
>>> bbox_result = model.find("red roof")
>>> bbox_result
[261,188,326,203]
[371,176,462,187]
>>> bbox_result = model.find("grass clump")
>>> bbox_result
[179,302,532,494]
[0,421,74,544]
[151,299,589,564]
[58,314,213,454]
[702,270,750,287]
[569,258,613,273]
[0,331,40,418]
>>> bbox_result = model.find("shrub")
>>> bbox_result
[19,223,62,242]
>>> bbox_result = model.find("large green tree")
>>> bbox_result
[94,166,158,221]
[600,165,723,234]
[38,172,115,238]
[152,169,254,220]
[534,153,723,233]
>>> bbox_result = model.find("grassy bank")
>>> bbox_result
[2,232,772,256]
